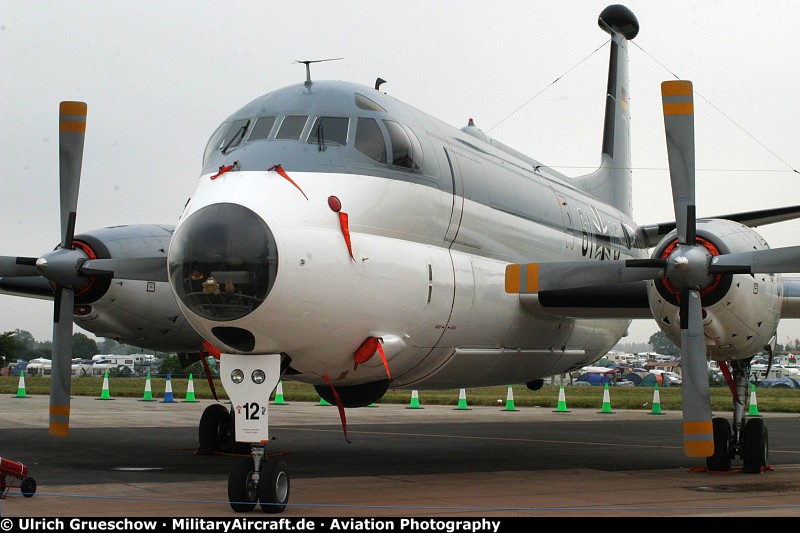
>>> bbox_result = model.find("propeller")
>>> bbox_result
[506,80,800,458]
[0,102,171,436]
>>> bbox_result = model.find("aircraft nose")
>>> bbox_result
[168,202,278,323]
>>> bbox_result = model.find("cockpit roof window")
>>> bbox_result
[275,115,308,140]
[355,93,386,112]
[219,118,250,154]
[248,116,277,141]
[383,119,423,171]
[355,117,387,164]
[203,122,229,165]
[307,116,349,148]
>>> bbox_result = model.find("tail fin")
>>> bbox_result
[572,5,639,217]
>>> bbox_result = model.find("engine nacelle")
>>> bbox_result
[314,379,390,408]
[647,219,782,362]
[71,224,203,352]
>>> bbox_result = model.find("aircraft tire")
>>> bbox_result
[706,417,732,472]
[742,417,769,474]
[259,460,290,514]
[20,476,36,497]
[198,404,233,454]
[228,456,258,512]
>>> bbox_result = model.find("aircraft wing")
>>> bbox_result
[639,205,800,248]
[518,280,653,319]
[779,276,800,318]
[0,276,55,300]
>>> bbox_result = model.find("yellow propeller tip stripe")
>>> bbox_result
[60,101,87,115]
[49,423,70,437]
[684,441,714,457]
[661,80,693,96]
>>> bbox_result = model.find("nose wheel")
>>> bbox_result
[228,445,290,513]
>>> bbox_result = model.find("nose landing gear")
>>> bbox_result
[228,445,290,513]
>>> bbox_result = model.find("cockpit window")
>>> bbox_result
[355,118,387,163]
[248,116,277,141]
[355,93,386,112]
[275,115,308,140]
[220,118,250,154]
[203,122,229,165]
[383,120,423,170]
[307,116,349,148]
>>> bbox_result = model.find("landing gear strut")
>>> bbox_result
[227,444,290,513]
[706,360,768,473]
[220,352,288,512]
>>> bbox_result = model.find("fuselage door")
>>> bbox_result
[557,194,575,253]
[443,147,465,244]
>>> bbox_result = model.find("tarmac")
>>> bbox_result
[2,393,800,518]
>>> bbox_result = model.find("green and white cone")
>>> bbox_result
[183,373,198,402]
[454,388,471,410]
[502,386,519,411]
[553,385,570,413]
[598,383,613,413]
[406,389,423,409]
[748,384,761,417]
[97,371,113,400]
[650,384,663,415]
[273,380,286,405]
[15,370,28,398]
[140,372,156,401]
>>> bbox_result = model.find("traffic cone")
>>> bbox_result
[553,385,570,413]
[650,384,664,415]
[598,383,613,414]
[273,380,286,405]
[161,373,175,403]
[406,390,423,409]
[14,370,28,398]
[139,372,156,401]
[454,388,471,410]
[97,371,113,400]
[748,384,761,417]
[183,373,198,402]
[502,386,519,411]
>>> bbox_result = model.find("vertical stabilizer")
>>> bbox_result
[572,5,639,217]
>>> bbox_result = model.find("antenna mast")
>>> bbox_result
[294,58,343,85]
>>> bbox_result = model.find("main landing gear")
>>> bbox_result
[706,360,769,473]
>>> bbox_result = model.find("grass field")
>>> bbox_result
[2,375,798,412]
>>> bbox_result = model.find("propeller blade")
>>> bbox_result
[59,101,87,248]
[80,257,169,282]
[679,288,714,457]
[662,80,696,245]
[708,245,800,275]
[49,287,75,436]
[505,259,665,293]
[0,256,40,277]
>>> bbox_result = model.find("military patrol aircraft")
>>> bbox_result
[3,4,800,513]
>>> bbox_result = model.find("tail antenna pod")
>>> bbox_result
[294,58,344,85]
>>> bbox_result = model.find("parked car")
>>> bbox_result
[757,377,800,389]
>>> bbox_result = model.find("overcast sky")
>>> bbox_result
[2,0,799,347]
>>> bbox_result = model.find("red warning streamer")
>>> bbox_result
[268,164,308,200]
[376,341,391,381]
[210,161,239,180]
[718,361,742,405]
[339,212,355,261]
[321,375,350,443]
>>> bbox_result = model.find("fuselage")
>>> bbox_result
[167,80,646,390]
